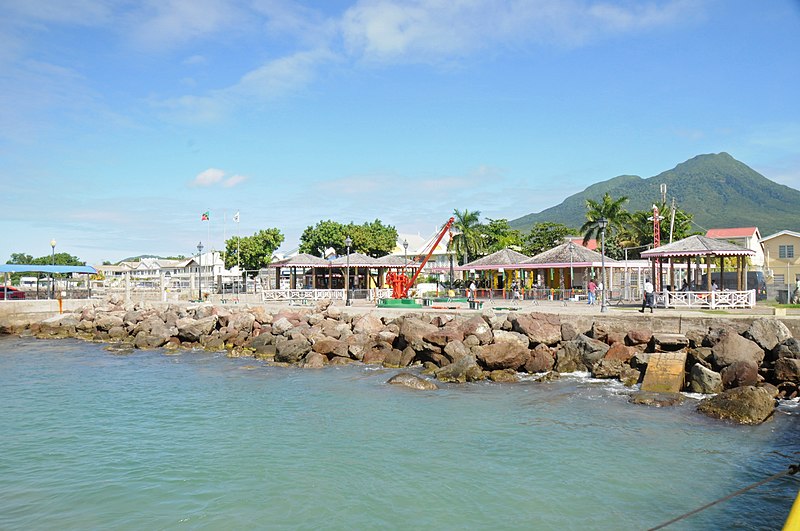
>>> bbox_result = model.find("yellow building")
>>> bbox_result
[760,230,800,302]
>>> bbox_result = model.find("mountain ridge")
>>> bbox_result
[509,153,800,236]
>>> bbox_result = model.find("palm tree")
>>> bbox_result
[449,208,483,265]
[617,201,700,258]
[580,193,630,253]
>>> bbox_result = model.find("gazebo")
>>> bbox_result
[459,248,532,298]
[521,241,618,300]
[640,235,756,309]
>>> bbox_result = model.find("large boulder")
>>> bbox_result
[443,340,472,363]
[475,331,530,370]
[771,338,800,361]
[554,341,585,373]
[312,338,349,359]
[399,317,439,351]
[274,337,311,363]
[720,359,759,389]
[604,343,637,363]
[511,313,562,345]
[697,386,775,424]
[574,334,610,368]
[387,372,438,390]
[523,343,555,373]
[626,328,653,346]
[228,311,256,334]
[176,316,218,343]
[592,358,625,379]
[434,354,483,383]
[629,391,686,407]
[650,333,689,352]
[711,330,765,369]
[461,316,493,344]
[688,363,723,394]
[271,317,295,336]
[95,314,124,332]
[774,357,800,383]
[424,322,465,347]
[352,313,384,335]
[744,318,792,352]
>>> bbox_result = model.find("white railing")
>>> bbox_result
[661,290,756,309]
[260,288,393,302]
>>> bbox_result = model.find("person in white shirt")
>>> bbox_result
[639,278,655,313]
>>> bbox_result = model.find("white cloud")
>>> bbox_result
[223,174,247,187]
[192,168,225,186]
[128,0,246,50]
[341,0,699,62]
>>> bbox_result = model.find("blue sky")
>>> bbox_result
[1,0,799,264]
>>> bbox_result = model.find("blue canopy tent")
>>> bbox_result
[0,264,97,299]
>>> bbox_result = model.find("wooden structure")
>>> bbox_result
[640,235,756,309]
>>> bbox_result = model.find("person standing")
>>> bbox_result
[639,278,655,313]
[587,278,597,305]
[469,281,477,301]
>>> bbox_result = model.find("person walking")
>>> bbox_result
[587,278,597,305]
[639,278,655,313]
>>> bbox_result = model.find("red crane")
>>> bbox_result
[386,217,455,299]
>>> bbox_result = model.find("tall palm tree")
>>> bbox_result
[449,208,483,265]
[579,193,630,251]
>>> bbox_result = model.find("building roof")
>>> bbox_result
[373,254,421,268]
[328,252,378,267]
[706,227,759,239]
[460,248,532,270]
[568,237,598,251]
[268,253,329,267]
[0,265,97,274]
[523,241,616,267]
[640,234,754,258]
[760,229,800,242]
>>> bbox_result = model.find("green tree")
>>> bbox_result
[224,228,284,273]
[299,220,348,257]
[449,208,483,265]
[481,218,522,253]
[619,202,699,258]
[580,193,630,259]
[346,219,398,258]
[522,222,576,256]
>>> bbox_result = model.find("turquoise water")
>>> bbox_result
[0,336,797,530]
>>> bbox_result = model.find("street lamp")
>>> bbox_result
[345,236,352,306]
[598,218,608,313]
[50,239,56,299]
[403,239,408,269]
[197,241,203,301]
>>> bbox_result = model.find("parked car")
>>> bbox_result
[0,286,26,300]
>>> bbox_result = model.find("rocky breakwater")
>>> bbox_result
[3,298,798,424]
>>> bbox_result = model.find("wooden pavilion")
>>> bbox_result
[521,241,618,294]
[459,248,532,297]
[640,234,756,308]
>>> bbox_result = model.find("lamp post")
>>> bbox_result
[568,240,574,298]
[345,236,352,306]
[598,218,608,313]
[50,239,56,299]
[197,241,203,301]
[403,239,408,269]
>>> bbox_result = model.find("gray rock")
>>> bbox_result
[711,330,765,369]
[511,313,562,345]
[629,391,686,407]
[592,358,625,379]
[697,386,775,424]
[434,354,483,383]
[274,337,311,363]
[688,363,723,394]
[460,316,494,344]
[720,359,759,389]
[744,318,792,352]
[774,357,800,383]
[772,338,800,360]
[352,313,384,335]
[176,316,218,343]
[387,372,438,390]
[271,317,295,336]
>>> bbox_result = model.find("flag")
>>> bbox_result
[201,211,209,221]
[233,211,240,223]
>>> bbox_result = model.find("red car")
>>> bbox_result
[0,286,26,300]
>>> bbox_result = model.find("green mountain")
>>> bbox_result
[509,153,800,237]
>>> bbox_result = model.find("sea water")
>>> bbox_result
[0,335,797,530]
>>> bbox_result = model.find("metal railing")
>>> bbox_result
[661,290,756,309]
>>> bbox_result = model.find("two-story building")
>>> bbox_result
[706,227,765,269]
[760,230,800,302]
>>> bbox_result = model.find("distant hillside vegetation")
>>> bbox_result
[510,153,800,237]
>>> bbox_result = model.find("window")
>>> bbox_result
[779,245,794,259]
[774,274,785,284]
